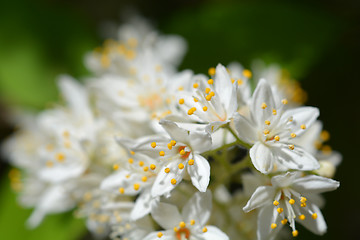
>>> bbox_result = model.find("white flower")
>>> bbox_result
[144,191,229,240]
[243,172,339,239]
[175,64,238,133]
[132,119,212,197]
[233,79,320,174]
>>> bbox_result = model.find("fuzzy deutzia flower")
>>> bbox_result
[175,64,238,133]
[233,79,320,174]
[131,119,212,197]
[144,191,229,240]
[243,172,339,239]
[101,137,163,220]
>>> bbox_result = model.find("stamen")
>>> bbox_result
[143,166,149,172]
[202,227,208,233]
[190,220,195,225]
[238,79,243,85]
[277,208,283,214]
[265,120,270,125]
[291,133,296,138]
[208,79,214,84]
[141,176,147,182]
[128,158,134,164]
[119,188,125,194]
[171,179,177,185]
[193,83,199,88]
[56,153,65,162]
[261,102,267,109]
[173,227,178,232]
[289,145,295,150]
[208,67,216,76]
[165,168,170,173]
[113,164,119,170]
[300,124,306,129]
[299,215,305,220]
[289,199,295,205]
[157,232,163,238]
[151,142,157,148]
[292,230,298,237]
[159,151,165,156]
[178,163,184,169]
[133,183,140,191]
[188,159,194,165]
[170,140,177,146]
[274,135,280,141]
[281,99,288,105]
[150,164,156,170]
[243,69,252,78]
[312,213,318,219]
[273,200,279,206]
[203,106,208,111]
[272,109,277,115]
[205,88,211,94]
[271,223,277,229]
[179,98,185,104]
[179,222,186,228]
[281,219,288,225]
[139,161,144,167]
[263,129,270,135]
[167,143,173,150]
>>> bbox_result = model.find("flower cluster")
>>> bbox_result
[3,17,340,240]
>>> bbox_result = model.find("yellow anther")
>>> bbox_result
[165,168,170,173]
[209,91,215,97]
[180,149,186,155]
[271,223,277,229]
[126,174,131,179]
[128,158,134,164]
[237,79,243,85]
[178,86,184,91]
[178,163,185,169]
[113,164,119,170]
[300,197,307,203]
[194,98,199,102]
[142,176,148,182]
[231,78,235,84]
[277,208,283,214]
[265,120,271,125]
[64,141,71,148]
[274,135,280,141]
[151,142,157,148]
[130,151,135,155]
[143,166,149,172]
[272,109,277,115]
[205,95,212,101]
[157,232,163,238]
[312,213,318,219]
[179,98,185,104]
[159,151,165,156]
[291,133,296,138]
[203,106,208,111]
[273,200,279,206]
[208,67,216,76]
[243,69,252,78]
[289,199,295,205]
[119,187,125,194]
[320,130,330,141]
[193,83,199,88]
[173,227,179,232]
[55,153,65,162]
[289,145,295,150]
[205,87,211,94]
[171,178,177,185]
[281,219,288,225]
[139,161,144,167]
[301,203,307,207]
[179,221,186,228]
[190,219,195,225]
[202,227,208,233]
[167,143,173,150]
[299,215,306,220]
[208,79,214,84]
[133,183,140,191]
[46,161,53,168]
[292,230,298,237]
[63,131,70,138]
[281,99,288,105]
[261,102,267,109]
[170,140,177,146]
[300,124,306,130]
[188,159,195,165]
[263,129,270,135]
[150,164,156,170]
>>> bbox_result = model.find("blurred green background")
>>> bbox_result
[0,0,359,239]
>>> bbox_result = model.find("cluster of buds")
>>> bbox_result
[2,17,340,240]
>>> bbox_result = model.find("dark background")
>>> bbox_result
[0,0,359,239]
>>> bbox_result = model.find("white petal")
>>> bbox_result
[233,112,257,144]
[188,154,210,192]
[159,119,190,143]
[151,162,185,197]
[243,186,274,212]
[182,191,212,226]
[280,107,319,137]
[214,64,237,114]
[297,203,327,235]
[189,130,212,153]
[151,202,182,229]
[273,144,320,171]
[257,206,282,240]
[249,142,274,174]
[250,79,275,126]
[292,175,340,194]
[143,230,173,240]
[270,172,298,188]
[131,188,159,221]
[202,225,229,240]
[205,120,229,134]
